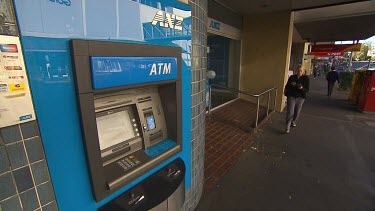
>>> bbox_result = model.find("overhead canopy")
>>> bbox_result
[294,1,375,42]
[211,0,367,15]
[211,0,375,42]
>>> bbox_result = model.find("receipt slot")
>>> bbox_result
[70,40,184,203]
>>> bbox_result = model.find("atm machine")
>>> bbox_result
[71,40,185,210]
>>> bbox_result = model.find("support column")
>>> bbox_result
[302,43,313,75]
[291,43,311,75]
[240,11,294,112]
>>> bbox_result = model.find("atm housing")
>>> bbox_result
[70,40,182,201]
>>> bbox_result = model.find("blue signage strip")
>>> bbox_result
[144,139,177,158]
[90,56,178,89]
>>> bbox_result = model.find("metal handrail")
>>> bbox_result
[208,84,278,132]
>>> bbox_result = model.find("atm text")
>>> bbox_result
[149,63,171,75]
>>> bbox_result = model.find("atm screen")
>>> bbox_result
[96,109,136,150]
[145,113,156,131]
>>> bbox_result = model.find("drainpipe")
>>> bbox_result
[348,40,357,71]
[349,51,353,71]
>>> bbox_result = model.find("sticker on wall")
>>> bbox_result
[9,83,26,92]
[0,84,8,93]
[2,53,22,71]
[0,44,18,53]
[0,35,36,127]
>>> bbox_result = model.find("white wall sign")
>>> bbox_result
[152,11,184,31]
[176,0,189,5]
[207,18,242,40]
[0,35,36,128]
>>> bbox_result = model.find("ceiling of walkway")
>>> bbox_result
[212,0,366,15]
[212,0,375,42]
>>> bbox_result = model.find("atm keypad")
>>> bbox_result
[117,156,141,171]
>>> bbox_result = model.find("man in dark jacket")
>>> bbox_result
[326,66,340,96]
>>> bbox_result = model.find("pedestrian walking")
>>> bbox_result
[284,66,310,134]
[326,66,340,96]
[313,65,318,79]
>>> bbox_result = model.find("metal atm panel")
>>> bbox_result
[135,88,168,148]
[70,40,183,201]
[93,87,169,165]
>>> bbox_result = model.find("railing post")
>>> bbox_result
[208,85,278,131]
[208,85,212,115]
[267,91,271,116]
[255,97,260,132]
[274,88,278,111]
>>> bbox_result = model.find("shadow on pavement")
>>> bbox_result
[196,76,375,211]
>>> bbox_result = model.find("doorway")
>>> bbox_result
[207,33,241,109]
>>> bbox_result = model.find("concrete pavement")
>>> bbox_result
[196,77,375,211]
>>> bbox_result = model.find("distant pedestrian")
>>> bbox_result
[284,66,310,134]
[313,65,318,79]
[326,66,340,96]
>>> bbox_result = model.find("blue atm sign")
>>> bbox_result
[90,57,178,89]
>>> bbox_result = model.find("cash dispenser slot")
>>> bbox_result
[100,158,185,211]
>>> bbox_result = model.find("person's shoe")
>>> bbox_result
[285,129,290,134]
[292,123,297,127]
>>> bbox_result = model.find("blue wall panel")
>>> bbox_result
[40,0,84,35]
[14,0,191,210]
[21,37,95,210]
[118,1,143,40]
[15,0,84,36]
[15,0,44,32]
[85,0,117,38]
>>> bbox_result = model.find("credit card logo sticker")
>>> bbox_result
[9,83,25,92]
[19,114,33,121]
[0,84,8,93]
[4,66,22,70]
[2,55,18,59]
[0,44,18,53]
[10,76,25,79]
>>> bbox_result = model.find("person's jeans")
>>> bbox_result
[327,81,335,96]
[286,97,305,131]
